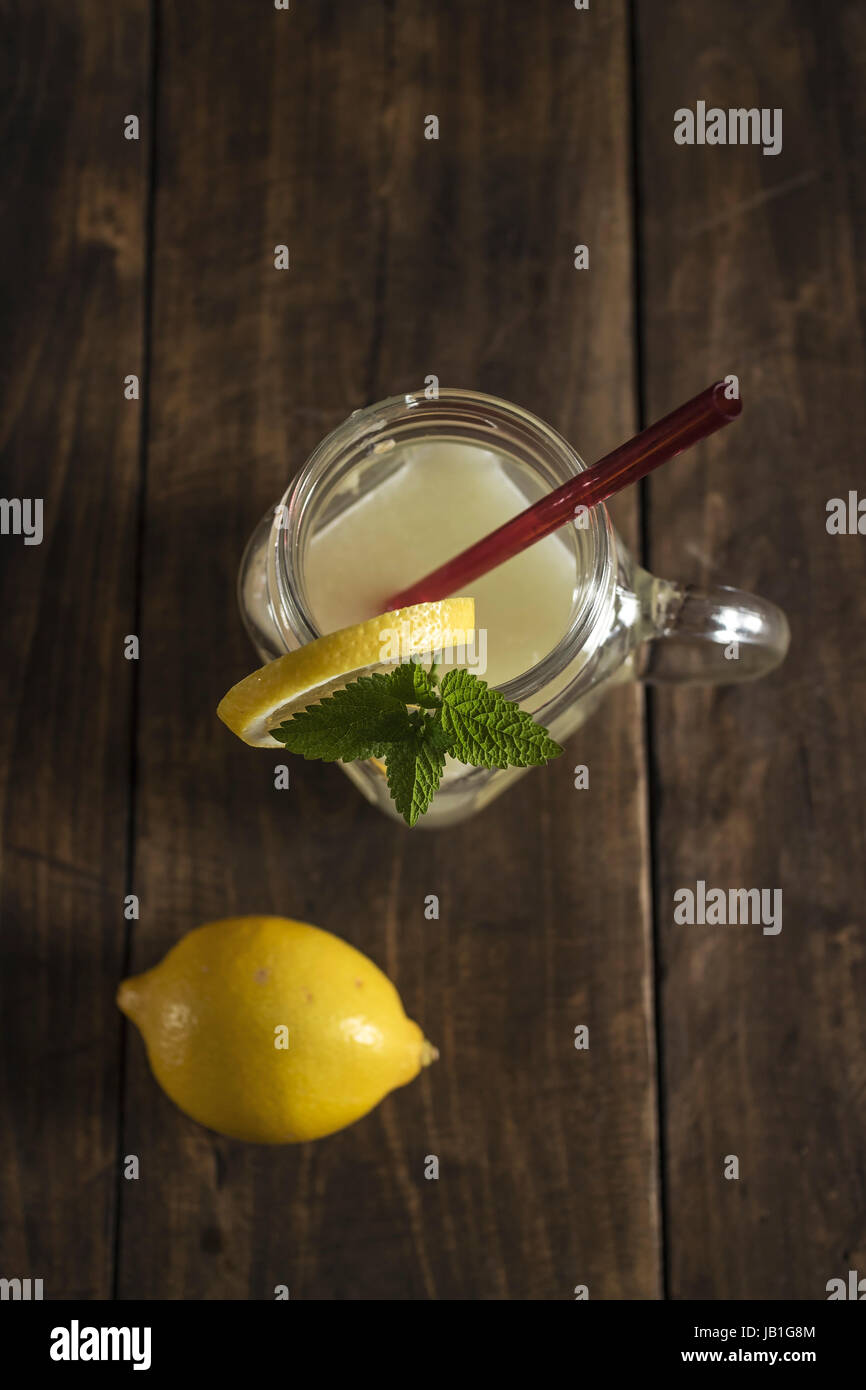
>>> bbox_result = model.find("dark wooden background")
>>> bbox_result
[1,0,863,1300]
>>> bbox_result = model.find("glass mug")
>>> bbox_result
[238,390,789,828]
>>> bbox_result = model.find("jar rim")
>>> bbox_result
[270,388,615,706]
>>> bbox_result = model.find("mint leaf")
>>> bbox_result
[384,717,452,826]
[419,714,453,758]
[387,661,441,709]
[270,676,414,762]
[439,668,564,769]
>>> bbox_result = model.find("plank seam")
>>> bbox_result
[362,0,396,407]
[110,0,161,1304]
[627,0,670,1303]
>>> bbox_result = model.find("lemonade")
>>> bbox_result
[303,439,580,689]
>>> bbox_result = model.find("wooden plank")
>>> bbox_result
[0,1,150,1298]
[636,0,866,1297]
[119,0,660,1298]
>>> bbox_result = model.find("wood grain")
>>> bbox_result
[0,0,149,1298]
[636,0,866,1297]
[116,0,661,1299]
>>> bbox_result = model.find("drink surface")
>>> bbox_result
[304,439,580,689]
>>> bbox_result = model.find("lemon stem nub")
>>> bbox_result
[420,1039,439,1067]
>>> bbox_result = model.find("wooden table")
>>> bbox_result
[2,0,863,1300]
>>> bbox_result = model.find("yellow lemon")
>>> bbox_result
[117,916,436,1144]
[216,597,475,746]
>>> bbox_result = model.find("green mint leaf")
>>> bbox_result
[419,714,453,757]
[439,668,564,769]
[270,676,414,762]
[387,661,441,709]
[384,717,452,826]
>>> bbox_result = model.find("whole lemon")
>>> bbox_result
[117,915,436,1143]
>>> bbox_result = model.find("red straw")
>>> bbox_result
[384,381,741,608]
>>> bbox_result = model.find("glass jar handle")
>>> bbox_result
[638,579,790,684]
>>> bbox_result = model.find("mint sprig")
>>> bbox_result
[270,661,563,826]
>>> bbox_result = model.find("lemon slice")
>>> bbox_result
[217,599,475,747]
